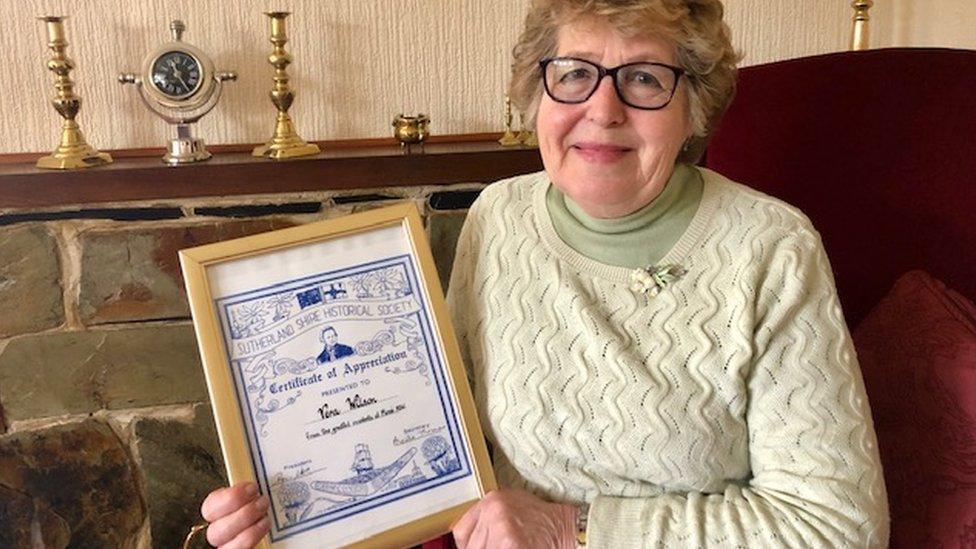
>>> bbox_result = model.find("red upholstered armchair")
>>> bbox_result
[705,47,976,548]
[706,48,976,328]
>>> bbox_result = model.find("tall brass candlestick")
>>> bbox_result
[498,95,520,146]
[253,11,320,160]
[850,0,874,51]
[516,113,538,148]
[36,16,112,169]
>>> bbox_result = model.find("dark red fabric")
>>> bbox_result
[421,534,456,549]
[705,48,976,327]
[853,270,976,548]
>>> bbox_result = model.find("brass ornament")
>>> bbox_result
[498,95,520,147]
[516,113,538,148]
[392,114,430,154]
[850,0,874,51]
[119,20,236,165]
[35,16,112,170]
[252,11,320,160]
[182,522,207,549]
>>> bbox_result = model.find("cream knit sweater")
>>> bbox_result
[446,169,889,548]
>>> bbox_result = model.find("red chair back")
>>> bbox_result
[705,48,976,326]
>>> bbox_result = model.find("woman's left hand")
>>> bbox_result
[451,488,578,549]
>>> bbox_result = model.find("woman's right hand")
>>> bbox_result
[201,482,271,548]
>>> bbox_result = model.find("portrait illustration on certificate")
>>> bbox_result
[181,204,494,548]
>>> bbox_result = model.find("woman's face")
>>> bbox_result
[537,17,693,219]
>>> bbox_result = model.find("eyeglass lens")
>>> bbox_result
[544,58,679,109]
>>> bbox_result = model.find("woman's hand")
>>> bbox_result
[451,489,578,549]
[201,482,271,548]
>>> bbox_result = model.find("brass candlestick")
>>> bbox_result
[36,16,112,170]
[850,0,874,51]
[498,95,520,146]
[253,11,320,160]
[516,113,538,148]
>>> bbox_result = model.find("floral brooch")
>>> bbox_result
[630,264,687,297]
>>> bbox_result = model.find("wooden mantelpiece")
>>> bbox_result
[0,138,543,210]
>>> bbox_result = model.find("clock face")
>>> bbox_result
[150,50,202,99]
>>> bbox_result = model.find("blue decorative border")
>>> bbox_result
[214,255,472,541]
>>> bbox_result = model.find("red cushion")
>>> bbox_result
[853,270,976,548]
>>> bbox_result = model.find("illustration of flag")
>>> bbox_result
[323,282,347,301]
[296,288,323,309]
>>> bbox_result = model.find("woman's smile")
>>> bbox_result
[570,141,634,163]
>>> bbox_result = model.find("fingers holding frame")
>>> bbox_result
[202,482,270,547]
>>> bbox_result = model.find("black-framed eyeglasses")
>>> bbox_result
[539,57,685,111]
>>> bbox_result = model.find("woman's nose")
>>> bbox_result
[585,76,627,126]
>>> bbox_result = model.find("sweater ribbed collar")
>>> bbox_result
[546,164,702,268]
[535,166,720,284]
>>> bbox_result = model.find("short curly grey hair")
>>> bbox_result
[510,0,740,162]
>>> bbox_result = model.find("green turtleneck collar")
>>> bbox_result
[546,163,704,269]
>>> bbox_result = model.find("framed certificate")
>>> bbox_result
[179,202,495,548]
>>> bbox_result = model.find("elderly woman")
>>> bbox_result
[201,0,889,547]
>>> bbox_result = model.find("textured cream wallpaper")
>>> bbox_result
[5,1,974,154]
[874,0,976,49]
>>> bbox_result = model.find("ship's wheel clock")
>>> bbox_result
[120,20,236,164]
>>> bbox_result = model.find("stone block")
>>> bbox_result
[131,403,226,548]
[0,484,70,548]
[0,224,64,337]
[79,218,294,325]
[427,211,468,291]
[0,324,207,422]
[0,418,143,547]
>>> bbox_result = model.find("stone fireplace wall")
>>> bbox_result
[0,184,479,547]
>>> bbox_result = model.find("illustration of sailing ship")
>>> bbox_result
[311,444,417,499]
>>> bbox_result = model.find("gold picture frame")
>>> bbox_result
[179,202,495,548]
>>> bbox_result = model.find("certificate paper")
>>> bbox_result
[181,204,494,548]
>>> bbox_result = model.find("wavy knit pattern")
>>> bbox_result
[446,169,889,548]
